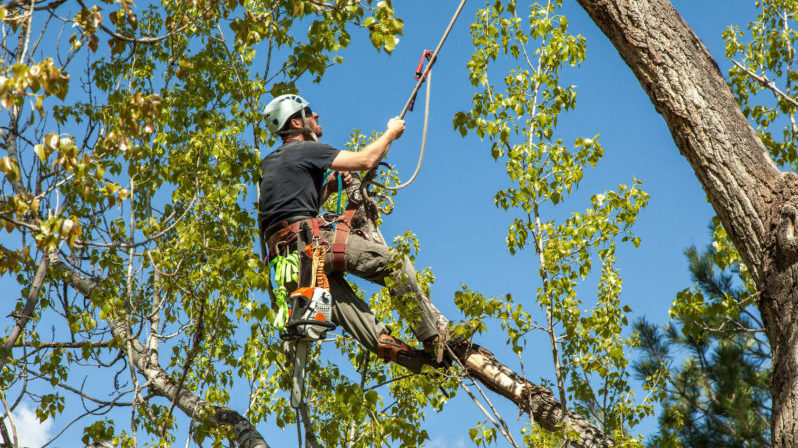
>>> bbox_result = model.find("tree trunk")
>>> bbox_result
[574,0,796,446]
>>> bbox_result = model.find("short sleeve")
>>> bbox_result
[301,142,340,172]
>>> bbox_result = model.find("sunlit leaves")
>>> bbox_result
[0,157,19,182]
[73,6,102,52]
[363,1,403,54]
[0,59,69,111]
[456,0,649,442]
[724,0,798,168]
[0,0,416,446]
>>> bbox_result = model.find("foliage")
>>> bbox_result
[0,0,449,446]
[454,0,650,445]
[724,0,798,169]
[635,220,770,447]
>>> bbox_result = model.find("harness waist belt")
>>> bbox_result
[265,208,357,273]
[263,214,315,241]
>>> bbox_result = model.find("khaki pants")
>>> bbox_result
[281,229,446,352]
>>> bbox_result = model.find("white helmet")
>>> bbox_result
[263,94,315,140]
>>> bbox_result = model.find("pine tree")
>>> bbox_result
[635,227,770,447]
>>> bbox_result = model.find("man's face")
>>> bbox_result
[291,107,322,138]
[305,107,322,138]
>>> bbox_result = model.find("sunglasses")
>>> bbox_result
[303,107,313,116]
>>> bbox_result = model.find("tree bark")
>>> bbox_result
[0,255,49,371]
[574,0,795,446]
[48,256,272,448]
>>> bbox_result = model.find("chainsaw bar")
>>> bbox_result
[291,340,310,409]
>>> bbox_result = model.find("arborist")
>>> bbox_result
[258,93,450,373]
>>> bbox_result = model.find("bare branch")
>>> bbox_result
[74,0,191,45]
[13,340,113,349]
[0,390,18,448]
[1,0,64,11]
[0,255,50,371]
[732,59,798,108]
[298,403,322,448]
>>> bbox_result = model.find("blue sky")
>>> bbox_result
[287,0,759,444]
[5,0,766,446]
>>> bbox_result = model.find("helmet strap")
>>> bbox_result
[299,108,318,142]
[276,109,318,141]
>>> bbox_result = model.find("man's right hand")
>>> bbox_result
[386,117,405,141]
[330,117,406,172]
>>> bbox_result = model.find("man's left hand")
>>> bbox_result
[338,171,352,187]
[327,171,352,188]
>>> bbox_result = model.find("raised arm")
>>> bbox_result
[329,117,405,172]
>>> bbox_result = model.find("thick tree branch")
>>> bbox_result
[48,255,272,448]
[575,0,781,287]
[0,255,49,371]
[572,1,798,446]
[451,343,612,448]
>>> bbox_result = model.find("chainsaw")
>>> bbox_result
[281,285,336,409]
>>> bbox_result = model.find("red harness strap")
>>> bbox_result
[331,204,358,272]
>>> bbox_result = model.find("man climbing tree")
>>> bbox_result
[258,93,453,372]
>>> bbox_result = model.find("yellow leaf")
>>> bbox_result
[0,156,20,181]
[45,133,59,149]
[34,144,47,162]
[59,218,74,235]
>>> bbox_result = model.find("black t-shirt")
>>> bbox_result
[258,141,340,232]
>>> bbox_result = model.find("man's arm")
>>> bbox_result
[328,117,405,172]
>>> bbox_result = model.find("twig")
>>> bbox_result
[74,0,191,44]
[0,391,17,448]
[0,417,11,448]
[298,402,322,448]
[732,59,798,108]
[13,339,112,349]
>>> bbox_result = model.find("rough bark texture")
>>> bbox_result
[574,1,796,446]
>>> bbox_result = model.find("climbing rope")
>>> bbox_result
[366,0,467,192]
[371,67,431,191]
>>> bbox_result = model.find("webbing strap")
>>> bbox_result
[311,244,329,290]
[331,204,358,272]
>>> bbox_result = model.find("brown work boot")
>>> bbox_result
[422,329,470,366]
[376,333,437,373]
